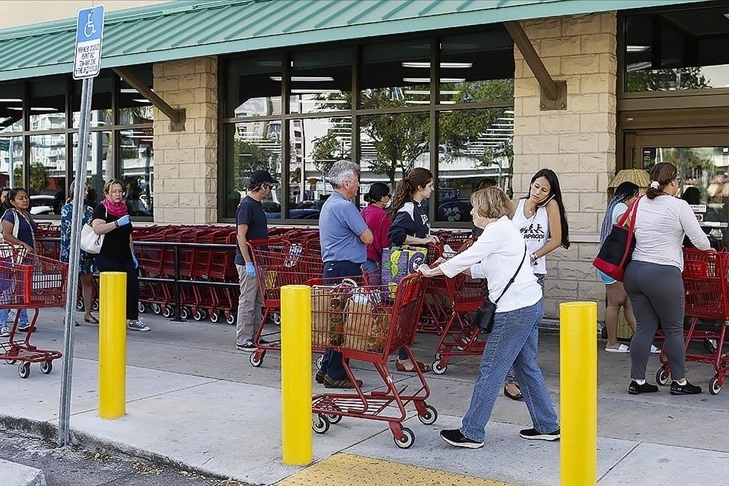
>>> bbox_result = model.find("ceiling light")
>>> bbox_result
[401,62,473,68]
[132,99,152,103]
[0,98,22,103]
[291,89,342,94]
[627,45,650,53]
[402,77,467,83]
[270,76,334,82]
[120,88,139,94]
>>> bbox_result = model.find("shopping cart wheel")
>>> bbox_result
[18,362,30,379]
[272,313,281,326]
[180,307,190,319]
[418,405,438,425]
[315,355,323,370]
[76,298,84,311]
[40,360,52,375]
[138,302,146,314]
[151,303,162,315]
[312,414,330,434]
[326,414,342,424]
[193,309,205,321]
[709,375,722,395]
[433,352,441,361]
[209,311,220,323]
[704,339,718,354]
[655,367,670,386]
[394,427,415,449]
[432,360,447,375]
[226,313,236,325]
[249,351,264,367]
[92,299,99,311]
[163,306,174,318]
[6,360,17,365]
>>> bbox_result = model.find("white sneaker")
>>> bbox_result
[0,327,9,337]
[605,343,630,353]
[650,345,661,354]
[127,319,151,332]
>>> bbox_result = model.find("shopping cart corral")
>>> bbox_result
[310,273,436,448]
[0,245,68,379]
[656,248,729,395]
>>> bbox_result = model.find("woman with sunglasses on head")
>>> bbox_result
[0,187,37,336]
[60,181,98,326]
[507,169,569,400]
[624,162,709,396]
[91,179,150,332]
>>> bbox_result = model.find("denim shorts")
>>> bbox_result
[597,270,616,285]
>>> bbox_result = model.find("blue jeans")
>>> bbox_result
[0,308,28,328]
[460,299,559,442]
[320,260,363,380]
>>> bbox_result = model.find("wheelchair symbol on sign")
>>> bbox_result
[83,12,96,38]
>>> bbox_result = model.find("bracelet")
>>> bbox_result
[114,220,119,228]
[530,253,538,261]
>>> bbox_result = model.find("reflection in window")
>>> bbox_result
[290,48,351,114]
[436,108,514,223]
[288,117,353,219]
[0,136,22,190]
[359,113,429,187]
[30,77,66,131]
[624,6,729,92]
[643,146,729,249]
[227,55,282,118]
[119,129,154,217]
[28,134,65,214]
[222,124,282,219]
[72,131,111,209]
[0,82,23,134]
[360,38,431,109]
[72,72,114,129]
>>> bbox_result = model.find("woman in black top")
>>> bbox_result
[91,179,150,332]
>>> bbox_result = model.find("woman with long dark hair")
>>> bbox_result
[387,167,438,372]
[624,162,709,395]
[360,182,391,276]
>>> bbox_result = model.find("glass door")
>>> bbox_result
[632,132,729,249]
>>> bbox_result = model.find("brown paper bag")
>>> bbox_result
[342,298,389,353]
[311,286,347,348]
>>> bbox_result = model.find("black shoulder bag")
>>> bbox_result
[474,246,527,334]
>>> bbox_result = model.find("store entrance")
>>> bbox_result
[625,130,729,249]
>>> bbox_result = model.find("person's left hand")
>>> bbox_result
[132,255,139,269]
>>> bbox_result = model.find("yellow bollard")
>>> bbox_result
[281,285,312,466]
[560,301,598,486]
[99,271,127,419]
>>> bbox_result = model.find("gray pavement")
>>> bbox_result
[1,307,728,485]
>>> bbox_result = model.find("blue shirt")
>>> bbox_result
[235,196,268,265]
[319,191,368,264]
[388,201,430,246]
[2,209,37,247]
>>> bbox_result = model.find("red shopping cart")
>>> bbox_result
[0,245,68,379]
[655,248,729,394]
[247,238,325,367]
[310,273,436,448]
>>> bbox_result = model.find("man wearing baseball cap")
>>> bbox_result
[235,170,277,352]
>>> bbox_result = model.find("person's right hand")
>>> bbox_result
[245,261,256,278]
[116,215,130,226]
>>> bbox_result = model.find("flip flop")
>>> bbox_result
[396,360,432,373]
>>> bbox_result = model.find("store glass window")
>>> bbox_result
[624,6,729,92]
[0,82,24,134]
[439,31,514,104]
[119,128,154,217]
[27,134,65,214]
[72,131,111,208]
[72,72,114,128]
[288,116,352,219]
[290,48,352,114]
[1,136,23,189]
[435,108,514,223]
[360,38,432,109]
[30,78,66,131]
[119,68,154,125]
[221,123,282,219]
[226,55,282,118]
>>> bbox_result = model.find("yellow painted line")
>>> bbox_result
[276,452,516,486]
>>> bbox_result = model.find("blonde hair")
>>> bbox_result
[470,187,511,219]
[103,179,123,196]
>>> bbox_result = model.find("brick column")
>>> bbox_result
[152,56,218,223]
[512,13,617,319]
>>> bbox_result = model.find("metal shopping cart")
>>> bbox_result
[310,273,436,448]
[655,248,729,394]
[247,238,325,367]
[0,244,68,379]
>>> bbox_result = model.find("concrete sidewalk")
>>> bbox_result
[1,308,728,485]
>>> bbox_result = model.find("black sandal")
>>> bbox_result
[504,383,524,401]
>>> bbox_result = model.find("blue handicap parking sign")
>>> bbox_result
[76,6,104,42]
[73,5,105,80]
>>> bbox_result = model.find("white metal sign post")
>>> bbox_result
[59,4,105,447]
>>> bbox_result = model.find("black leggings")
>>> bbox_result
[94,254,139,321]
